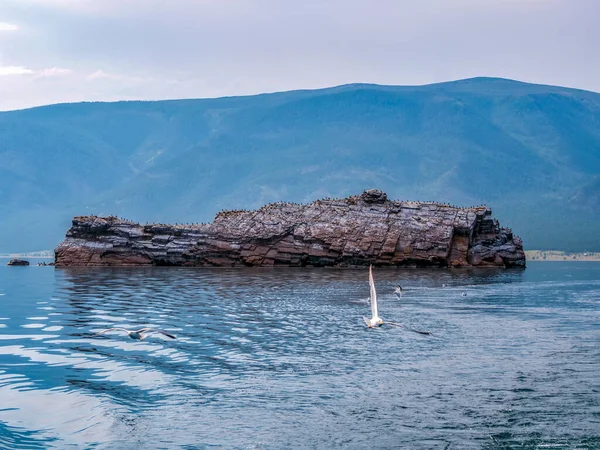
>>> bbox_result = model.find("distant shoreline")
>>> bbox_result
[525,250,600,261]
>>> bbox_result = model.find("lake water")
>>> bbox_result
[0,260,599,449]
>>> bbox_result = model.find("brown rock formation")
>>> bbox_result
[54,190,526,268]
[7,259,30,266]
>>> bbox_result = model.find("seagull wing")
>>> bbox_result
[369,264,378,319]
[138,328,177,339]
[95,327,130,335]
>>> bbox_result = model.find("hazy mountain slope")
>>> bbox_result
[1,77,599,252]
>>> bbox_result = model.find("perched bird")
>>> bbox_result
[95,327,177,340]
[363,265,384,328]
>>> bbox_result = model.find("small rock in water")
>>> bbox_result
[7,259,29,266]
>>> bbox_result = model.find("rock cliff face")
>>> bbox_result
[54,190,526,268]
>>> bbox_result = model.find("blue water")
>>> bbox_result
[0,261,599,449]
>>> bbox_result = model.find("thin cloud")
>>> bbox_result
[0,66,34,76]
[87,70,121,80]
[0,22,19,31]
[87,70,151,83]
[35,67,73,78]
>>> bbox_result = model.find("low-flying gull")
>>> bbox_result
[95,327,177,340]
[364,265,431,335]
[363,264,384,328]
[394,285,403,296]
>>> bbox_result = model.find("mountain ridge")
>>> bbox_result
[5,77,598,114]
[1,77,599,253]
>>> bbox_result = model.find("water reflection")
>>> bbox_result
[0,263,598,448]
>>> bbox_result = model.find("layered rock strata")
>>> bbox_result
[54,190,525,268]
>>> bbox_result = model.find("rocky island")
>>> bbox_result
[54,190,525,268]
[7,259,30,266]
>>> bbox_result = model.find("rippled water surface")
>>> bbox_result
[0,261,599,449]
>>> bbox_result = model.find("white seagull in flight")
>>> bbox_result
[363,265,431,335]
[95,327,177,340]
[363,265,384,328]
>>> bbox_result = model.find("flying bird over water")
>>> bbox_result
[364,265,384,328]
[95,327,177,340]
[394,285,403,296]
[363,265,431,335]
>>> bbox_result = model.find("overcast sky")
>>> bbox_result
[0,0,597,110]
